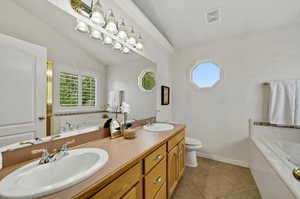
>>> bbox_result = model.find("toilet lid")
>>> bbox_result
[185,137,202,146]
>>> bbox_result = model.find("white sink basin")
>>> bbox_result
[144,123,174,132]
[0,148,108,199]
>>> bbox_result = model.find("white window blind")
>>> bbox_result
[82,76,96,106]
[59,72,79,107]
[59,72,96,108]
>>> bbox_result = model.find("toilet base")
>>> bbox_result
[186,150,198,167]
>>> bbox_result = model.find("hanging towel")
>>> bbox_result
[0,152,2,170]
[269,80,296,125]
[294,80,300,126]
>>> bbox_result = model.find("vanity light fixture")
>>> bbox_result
[90,28,102,40]
[136,34,144,50]
[75,19,90,33]
[90,0,105,26]
[71,0,144,54]
[105,10,118,35]
[127,27,137,46]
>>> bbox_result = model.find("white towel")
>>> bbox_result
[294,80,300,126]
[0,152,2,170]
[269,80,296,125]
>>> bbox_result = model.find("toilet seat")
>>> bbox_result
[185,137,202,147]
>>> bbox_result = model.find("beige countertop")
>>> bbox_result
[0,124,185,199]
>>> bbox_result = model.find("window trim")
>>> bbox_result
[188,60,222,90]
[53,65,99,114]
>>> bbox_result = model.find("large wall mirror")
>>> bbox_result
[0,0,157,150]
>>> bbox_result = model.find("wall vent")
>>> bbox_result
[206,8,220,24]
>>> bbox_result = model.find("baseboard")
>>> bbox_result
[197,152,249,168]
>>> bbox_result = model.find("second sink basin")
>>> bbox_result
[144,123,174,132]
[0,148,109,199]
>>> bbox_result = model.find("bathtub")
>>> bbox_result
[250,126,300,199]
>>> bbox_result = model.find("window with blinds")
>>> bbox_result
[82,76,96,106]
[59,72,79,107]
[59,72,96,108]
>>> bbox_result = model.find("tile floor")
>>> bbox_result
[172,158,262,199]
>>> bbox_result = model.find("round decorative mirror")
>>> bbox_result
[138,70,156,92]
[110,119,122,139]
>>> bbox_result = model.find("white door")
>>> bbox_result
[0,33,47,147]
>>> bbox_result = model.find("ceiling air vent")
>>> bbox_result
[206,8,220,24]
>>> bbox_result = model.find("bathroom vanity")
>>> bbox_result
[0,124,185,199]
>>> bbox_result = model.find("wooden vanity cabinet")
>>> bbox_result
[167,131,185,198]
[88,130,185,199]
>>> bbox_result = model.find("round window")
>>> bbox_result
[191,62,221,88]
[138,70,156,92]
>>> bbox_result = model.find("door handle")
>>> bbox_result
[38,116,46,120]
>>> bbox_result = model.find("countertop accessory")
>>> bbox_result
[123,128,138,139]
[110,119,122,139]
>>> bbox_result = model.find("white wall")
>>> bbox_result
[171,23,300,166]
[0,0,107,135]
[107,59,157,120]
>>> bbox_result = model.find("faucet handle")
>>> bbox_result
[60,139,76,152]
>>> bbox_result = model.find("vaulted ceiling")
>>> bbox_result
[132,0,300,49]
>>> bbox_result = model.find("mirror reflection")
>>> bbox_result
[0,0,157,150]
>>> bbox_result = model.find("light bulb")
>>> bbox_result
[75,19,89,33]
[127,36,136,45]
[126,27,137,45]
[105,10,118,34]
[117,30,127,40]
[90,0,105,26]
[113,42,122,50]
[136,34,144,50]
[90,29,102,40]
[117,19,128,40]
[106,22,118,34]
[103,36,113,44]
[121,46,130,54]
[136,42,143,50]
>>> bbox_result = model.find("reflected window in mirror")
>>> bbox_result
[59,72,97,109]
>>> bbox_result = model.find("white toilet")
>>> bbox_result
[185,137,202,167]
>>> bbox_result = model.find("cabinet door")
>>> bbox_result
[122,182,142,199]
[167,145,179,197]
[178,139,185,179]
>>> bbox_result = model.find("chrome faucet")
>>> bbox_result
[147,118,156,126]
[31,149,53,165]
[31,139,75,165]
[58,139,75,155]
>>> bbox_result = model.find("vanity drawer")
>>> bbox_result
[145,144,166,174]
[168,131,185,151]
[145,158,166,199]
[153,183,167,199]
[91,162,142,199]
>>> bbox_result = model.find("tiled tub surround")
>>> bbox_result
[0,124,185,199]
[250,125,300,199]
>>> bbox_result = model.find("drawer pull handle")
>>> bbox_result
[154,176,162,184]
[154,154,162,161]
